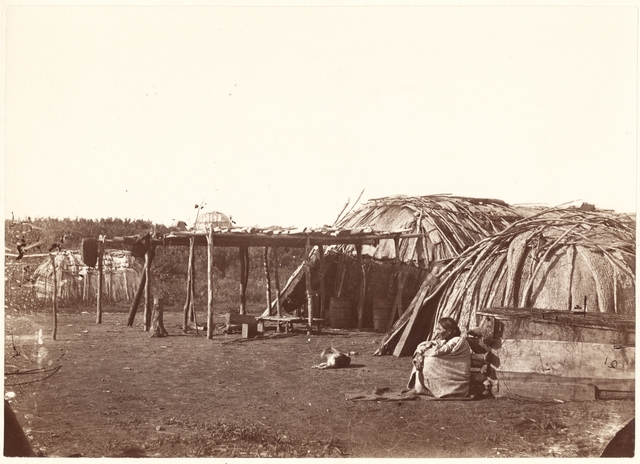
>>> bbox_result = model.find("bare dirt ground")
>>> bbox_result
[4,308,634,458]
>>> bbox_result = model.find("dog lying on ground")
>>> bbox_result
[312,347,351,369]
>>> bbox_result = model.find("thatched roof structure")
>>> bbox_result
[334,194,522,268]
[377,207,636,356]
[32,250,143,302]
[264,195,523,330]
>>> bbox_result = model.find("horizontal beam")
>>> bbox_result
[107,232,424,249]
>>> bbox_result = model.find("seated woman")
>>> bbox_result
[407,317,471,398]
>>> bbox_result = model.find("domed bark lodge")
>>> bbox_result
[30,249,143,302]
[263,194,523,331]
[378,206,636,356]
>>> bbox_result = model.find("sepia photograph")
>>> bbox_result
[3,1,636,458]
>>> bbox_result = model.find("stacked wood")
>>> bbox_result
[377,207,636,356]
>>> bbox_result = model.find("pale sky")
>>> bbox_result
[3,3,638,228]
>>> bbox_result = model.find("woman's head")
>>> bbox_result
[436,317,461,341]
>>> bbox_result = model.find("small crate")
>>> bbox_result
[242,323,258,339]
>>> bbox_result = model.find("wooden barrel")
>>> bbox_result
[329,297,354,329]
[373,297,393,332]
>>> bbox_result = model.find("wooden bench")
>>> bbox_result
[225,314,259,337]
[257,316,324,334]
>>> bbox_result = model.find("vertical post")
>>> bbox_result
[83,265,88,301]
[273,246,282,319]
[318,244,325,319]
[151,297,168,338]
[126,265,146,326]
[190,246,196,326]
[143,249,151,331]
[263,247,272,315]
[123,270,129,300]
[566,245,575,311]
[356,243,365,329]
[207,228,214,339]
[389,236,403,330]
[239,245,249,315]
[96,241,104,324]
[142,235,155,332]
[613,267,618,314]
[305,236,313,334]
[183,238,194,332]
[50,253,58,341]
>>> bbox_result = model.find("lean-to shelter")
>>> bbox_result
[263,194,522,331]
[378,206,636,357]
[32,249,143,302]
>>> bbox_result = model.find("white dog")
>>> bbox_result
[312,347,351,369]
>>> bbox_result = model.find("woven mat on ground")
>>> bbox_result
[345,387,476,402]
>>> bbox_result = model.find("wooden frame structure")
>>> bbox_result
[108,226,421,339]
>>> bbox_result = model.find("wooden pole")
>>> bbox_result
[126,264,146,326]
[273,246,282,320]
[96,242,104,324]
[335,255,347,298]
[207,227,214,339]
[356,243,366,329]
[151,297,169,337]
[83,264,88,301]
[263,247,272,316]
[123,270,129,300]
[143,249,152,331]
[239,245,248,315]
[190,246,197,328]
[50,253,58,341]
[305,236,313,334]
[567,245,575,312]
[388,236,403,331]
[183,238,194,332]
[142,234,155,332]
[318,245,325,319]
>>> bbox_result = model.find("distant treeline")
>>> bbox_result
[5,217,166,253]
[5,216,304,310]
